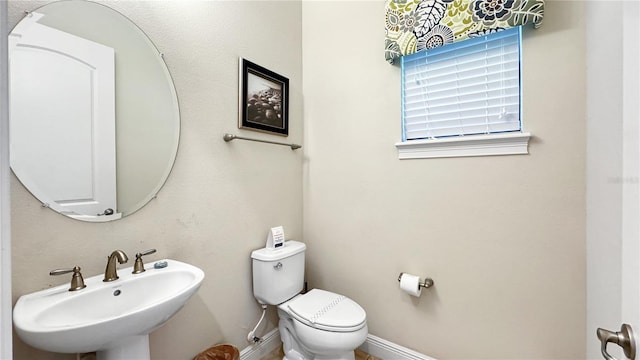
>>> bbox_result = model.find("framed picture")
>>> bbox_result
[239,58,289,136]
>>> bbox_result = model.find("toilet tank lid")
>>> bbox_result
[251,240,306,261]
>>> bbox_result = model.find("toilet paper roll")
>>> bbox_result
[399,273,422,297]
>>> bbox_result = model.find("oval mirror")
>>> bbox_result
[8,0,180,222]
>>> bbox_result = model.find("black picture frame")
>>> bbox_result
[239,58,289,136]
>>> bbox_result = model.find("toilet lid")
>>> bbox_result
[286,289,367,332]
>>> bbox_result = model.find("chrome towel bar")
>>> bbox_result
[223,133,301,150]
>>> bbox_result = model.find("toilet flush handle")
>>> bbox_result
[274,262,283,270]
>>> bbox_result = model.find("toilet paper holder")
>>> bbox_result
[398,273,434,289]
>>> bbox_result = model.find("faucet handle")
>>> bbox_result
[132,249,157,274]
[50,266,86,291]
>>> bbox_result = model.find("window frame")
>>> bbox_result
[396,27,531,159]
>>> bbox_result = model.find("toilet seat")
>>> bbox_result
[286,289,367,332]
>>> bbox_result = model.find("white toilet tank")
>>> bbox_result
[251,240,306,305]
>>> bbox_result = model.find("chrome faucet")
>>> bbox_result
[103,250,128,282]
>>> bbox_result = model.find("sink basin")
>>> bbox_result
[13,259,204,359]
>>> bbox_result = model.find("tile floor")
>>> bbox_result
[261,346,381,360]
[81,344,381,360]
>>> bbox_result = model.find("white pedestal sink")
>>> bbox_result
[13,259,204,360]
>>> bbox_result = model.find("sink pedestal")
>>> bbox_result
[97,335,150,360]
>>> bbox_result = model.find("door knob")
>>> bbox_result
[98,208,114,216]
[597,324,636,360]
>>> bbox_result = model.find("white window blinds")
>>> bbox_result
[401,27,522,141]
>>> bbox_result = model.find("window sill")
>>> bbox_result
[395,132,531,159]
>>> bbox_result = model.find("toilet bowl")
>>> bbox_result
[278,289,368,360]
[251,241,368,360]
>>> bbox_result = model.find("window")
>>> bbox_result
[396,27,531,159]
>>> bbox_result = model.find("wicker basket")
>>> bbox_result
[194,344,239,360]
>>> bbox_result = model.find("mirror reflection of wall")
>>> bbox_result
[8,0,180,222]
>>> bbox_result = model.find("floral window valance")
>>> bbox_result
[385,0,544,64]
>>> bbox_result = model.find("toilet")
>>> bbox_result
[251,240,368,360]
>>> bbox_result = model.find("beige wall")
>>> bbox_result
[301,1,586,359]
[8,1,302,359]
[8,0,588,359]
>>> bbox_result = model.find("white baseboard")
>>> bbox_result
[239,327,282,360]
[358,334,436,360]
[239,329,435,360]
